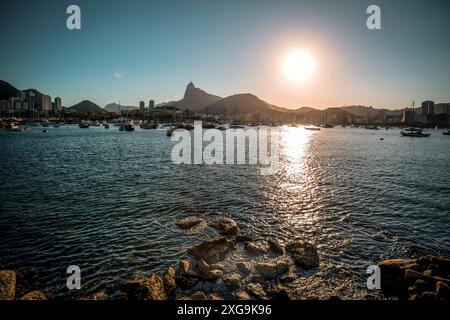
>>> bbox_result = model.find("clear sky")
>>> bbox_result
[1,0,449,109]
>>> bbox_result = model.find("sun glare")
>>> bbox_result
[283,50,315,82]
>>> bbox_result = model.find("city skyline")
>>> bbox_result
[1,0,450,109]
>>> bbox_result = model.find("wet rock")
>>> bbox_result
[210,262,225,271]
[328,295,341,301]
[234,291,251,300]
[196,259,210,274]
[280,274,297,283]
[436,281,450,300]
[208,217,239,236]
[407,245,438,259]
[179,260,190,274]
[363,294,377,300]
[79,291,107,300]
[188,291,208,300]
[421,291,438,301]
[176,272,201,289]
[267,284,290,300]
[237,262,252,276]
[204,269,223,281]
[174,217,205,229]
[236,235,254,243]
[285,241,319,270]
[223,273,241,289]
[255,257,290,279]
[408,279,433,294]
[268,239,284,255]
[19,290,47,300]
[379,258,415,298]
[246,283,268,300]
[208,293,224,300]
[15,267,40,297]
[0,270,16,300]
[187,237,235,264]
[249,275,264,283]
[163,266,177,295]
[120,274,167,300]
[244,242,268,255]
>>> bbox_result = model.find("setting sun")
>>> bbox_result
[283,49,315,82]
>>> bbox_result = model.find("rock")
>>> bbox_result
[163,266,177,295]
[249,275,264,283]
[209,262,225,271]
[197,259,210,274]
[187,237,235,264]
[237,262,252,275]
[379,259,415,298]
[208,217,239,236]
[363,294,377,300]
[285,241,319,269]
[79,291,107,300]
[267,284,290,300]
[268,239,284,255]
[408,279,433,294]
[174,217,205,229]
[204,269,223,281]
[223,273,241,289]
[280,274,297,283]
[255,257,290,279]
[15,267,40,297]
[407,245,438,259]
[405,269,450,285]
[244,242,268,255]
[189,291,208,300]
[234,291,251,300]
[0,270,16,300]
[176,272,201,289]
[436,281,450,300]
[19,290,47,300]
[120,274,167,300]
[236,235,254,243]
[179,260,190,274]
[208,293,223,300]
[421,291,438,301]
[246,283,268,300]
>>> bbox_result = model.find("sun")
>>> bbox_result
[283,49,315,82]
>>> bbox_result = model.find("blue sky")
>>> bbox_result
[0,0,449,109]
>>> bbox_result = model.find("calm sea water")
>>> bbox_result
[1,125,449,298]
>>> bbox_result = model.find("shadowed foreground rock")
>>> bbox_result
[19,290,47,300]
[120,274,167,300]
[255,257,291,279]
[208,217,239,236]
[379,255,450,301]
[0,270,16,300]
[174,217,205,230]
[285,241,319,269]
[187,237,235,263]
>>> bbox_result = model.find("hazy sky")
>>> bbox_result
[1,0,449,109]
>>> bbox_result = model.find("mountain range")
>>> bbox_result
[2,79,448,120]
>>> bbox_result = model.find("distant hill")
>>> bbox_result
[159,82,222,111]
[201,93,282,117]
[0,80,18,100]
[104,103,138,113]
[68,100,106,113]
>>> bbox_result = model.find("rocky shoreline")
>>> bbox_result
[1,216,449,301]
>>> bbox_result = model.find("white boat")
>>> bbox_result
[304,125,321,131]
[400,127,430,137]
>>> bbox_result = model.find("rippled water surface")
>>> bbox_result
[1,125,449,298]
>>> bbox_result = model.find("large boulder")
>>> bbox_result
[120,273,167,300]
[285,241,319,269]
[255,257,291,279]
[15,267,40,297]
[19,290,47,300]
[208,217,239,236]
[237,262,252,276]
[0,270,16,300]
[187,237,235,263]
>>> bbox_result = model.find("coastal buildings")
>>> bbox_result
[54,97,62,113]
[139,101,145,111]
[41,95,52,112]
[421,101,435,115]
[149,100,154,111]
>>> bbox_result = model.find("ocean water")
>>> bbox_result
[1,125,449,299]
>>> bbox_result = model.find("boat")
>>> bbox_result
[216,125,227,131]
[4,122,23,131]
[79,120,90,128]
[365,125,380,130]
[304,125,321,131]
[400,127,430,137]
[140,121,158,129]
[229,124,244,129]
[43,129,48,133]
[104,124,109,129]
[53,123,60,128]
[167,127,176,137]
[443,130,450,135]
[119,120,134,132]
